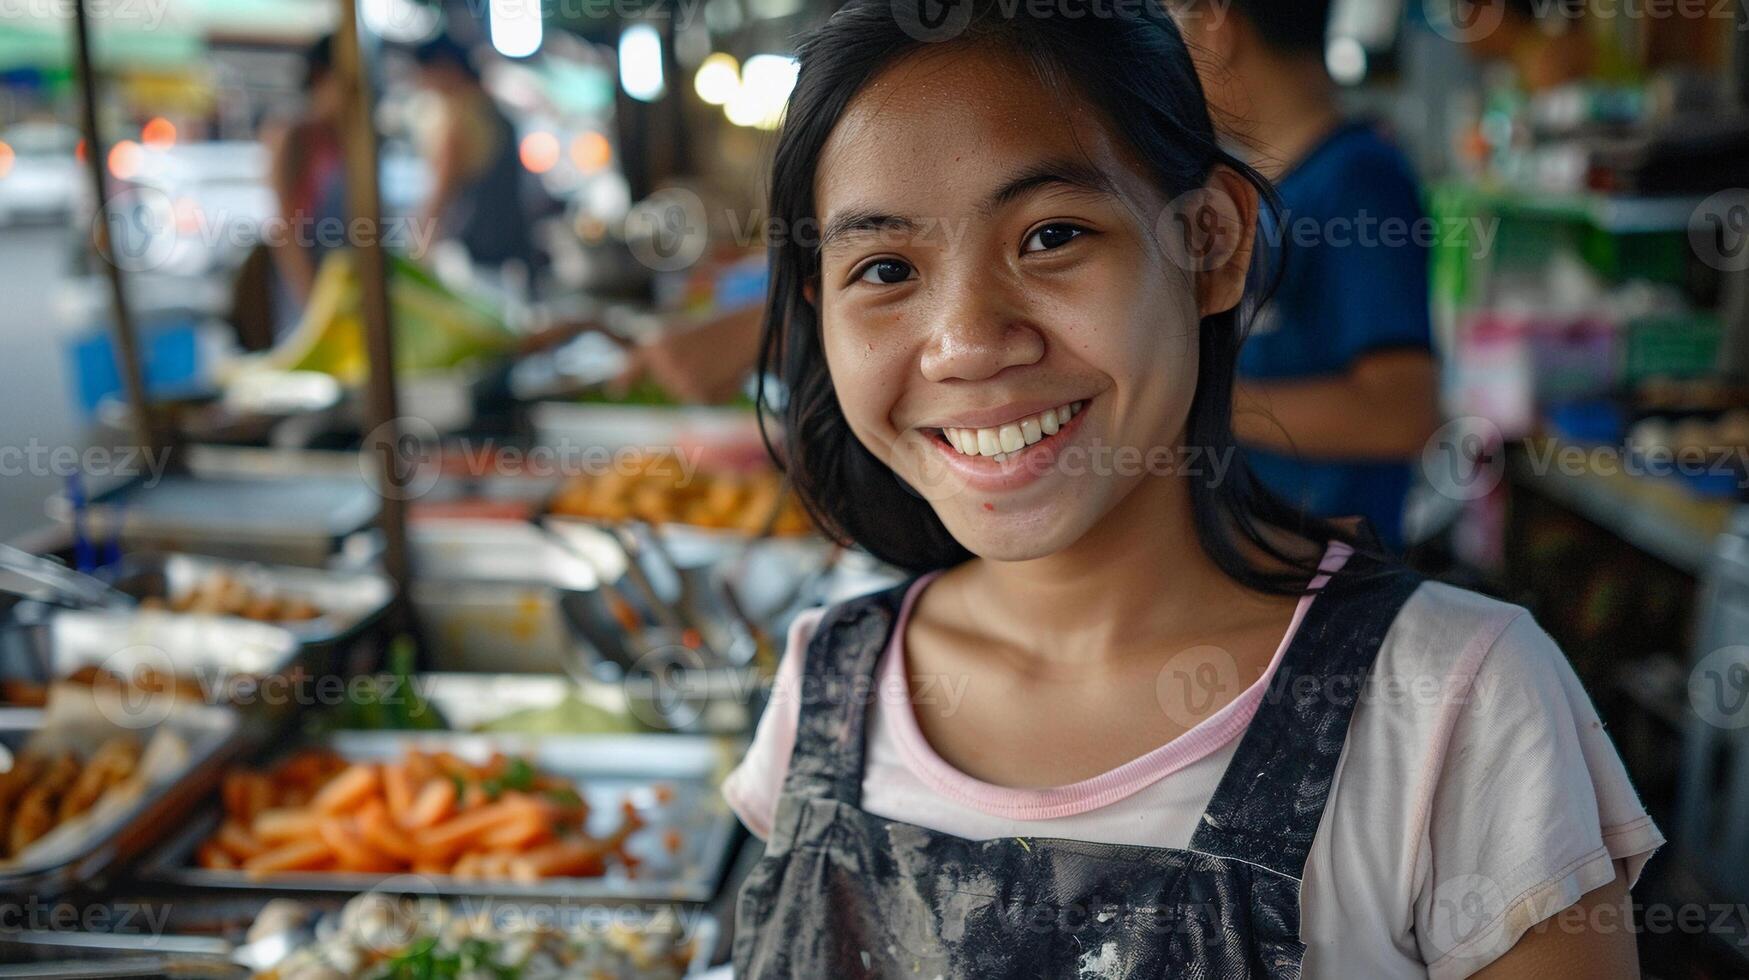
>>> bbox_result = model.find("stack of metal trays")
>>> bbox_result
[48,449,380,569]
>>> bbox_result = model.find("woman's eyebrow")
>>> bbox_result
[819,210,922,250]
[818,161,1114,251]
[984,160,1115,212]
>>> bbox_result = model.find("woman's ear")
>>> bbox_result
[1160,166,1259,317]
[803,277,820,309]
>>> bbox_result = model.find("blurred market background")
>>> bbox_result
[0,0,1746,976]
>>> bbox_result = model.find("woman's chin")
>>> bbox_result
[937,504,1099,564]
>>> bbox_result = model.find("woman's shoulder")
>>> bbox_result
[1330,578,1663,975]
[1391,575,1530,639]
[1353,575,1627,797]
[1354,575,1577,717]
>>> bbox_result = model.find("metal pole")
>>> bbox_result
[71,0,160,458]
[332,2,411,617]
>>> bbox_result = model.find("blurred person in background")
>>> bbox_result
[410,35,535,277]
[261,34,348,339]
[612,305,764,403]
[1173,0,1440,552]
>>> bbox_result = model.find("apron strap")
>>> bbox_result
[775,580,912,810]
[1188,552,1423,881]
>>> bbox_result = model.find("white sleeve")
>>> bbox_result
[1416,613,1664,979]
[721,608,826,841]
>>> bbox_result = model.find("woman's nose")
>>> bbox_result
[917,278,1046,383]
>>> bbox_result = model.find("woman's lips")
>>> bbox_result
[922,399,1092,494]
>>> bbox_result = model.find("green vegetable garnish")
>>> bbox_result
[502,757,535,791]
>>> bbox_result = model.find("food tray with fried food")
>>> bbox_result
[547,451,813,536]
[0,607,302,709]
[139,732,744,902]
[0,688,243,895]
[103,553,393,646]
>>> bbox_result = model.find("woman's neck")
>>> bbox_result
[949,475,1304,666]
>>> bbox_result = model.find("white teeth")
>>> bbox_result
[941,401,1083,460]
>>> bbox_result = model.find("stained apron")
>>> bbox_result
[734,551,1423,979]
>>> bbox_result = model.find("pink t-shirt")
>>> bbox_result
[724,544,1663,978]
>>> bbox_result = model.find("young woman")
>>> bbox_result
[723,1,1661,976]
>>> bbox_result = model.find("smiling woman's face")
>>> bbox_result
[813,44,1207,562]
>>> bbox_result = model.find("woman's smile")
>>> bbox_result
[918,396,1094,493]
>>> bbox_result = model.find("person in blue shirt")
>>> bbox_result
[1172,0,1440,552]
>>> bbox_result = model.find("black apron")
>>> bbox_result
[734,552,1422,979]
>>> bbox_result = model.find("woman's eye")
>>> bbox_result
[856,259,915,285]
[1023,224,1085,254]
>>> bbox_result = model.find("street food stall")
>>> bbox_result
[4,0,1749,975]
[0,1,876,975]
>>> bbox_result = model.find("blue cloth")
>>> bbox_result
[1237,121,1433,552]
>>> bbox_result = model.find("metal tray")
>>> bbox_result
[138,731,746,904]
[48,448,380,569]
[530,402,761,456]
[99,553,392,649]
[412,672,642,732]
[403,671,759,738]
[405,519,625,673]
[0,931,247,979]
[0,701,244,896]
[0,905,720,977]
[0,608,303,706]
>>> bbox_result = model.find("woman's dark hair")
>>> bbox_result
[1220,0,1333,56]
[755,0,1371,594]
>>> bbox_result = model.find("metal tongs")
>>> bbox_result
[0,545,135,611]
[535,516,727,669]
